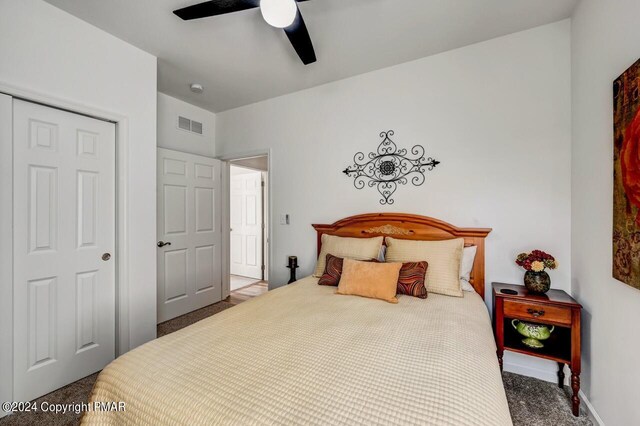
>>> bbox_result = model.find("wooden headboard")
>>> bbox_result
[312,213,492,299]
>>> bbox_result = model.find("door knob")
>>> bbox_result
[157,241,172,247]
[102,253,111,261]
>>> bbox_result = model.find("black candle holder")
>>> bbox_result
[287,256,299,284]
[286,265,299,284]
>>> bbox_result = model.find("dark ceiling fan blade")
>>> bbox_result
[284,7,316,65]
[173,0,259,20]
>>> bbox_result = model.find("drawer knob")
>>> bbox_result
[527,308,545,318]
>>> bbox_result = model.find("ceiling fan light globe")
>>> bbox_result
[260,0,297,28]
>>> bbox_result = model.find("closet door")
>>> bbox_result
[12,99,116,401]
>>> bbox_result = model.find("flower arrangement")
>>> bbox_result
[516,250,558,273]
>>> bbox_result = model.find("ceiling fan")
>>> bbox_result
[173,0,316,65]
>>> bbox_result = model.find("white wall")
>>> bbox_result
[0,0,157,351]
[217,21,572,378]
[571,1,640,424]
[158,92,216,157]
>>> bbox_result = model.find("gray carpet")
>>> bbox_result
[1,299,592,426]
[157,300,235,337]
[503,371,592,425]
[0,301,235,426]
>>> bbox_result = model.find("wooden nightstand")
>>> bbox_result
[492,282,583,417]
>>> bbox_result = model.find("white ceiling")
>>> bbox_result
[45,0,579,112]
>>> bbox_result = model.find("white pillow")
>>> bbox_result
[460,279,475,292]
[377,245,386,262]
[460,245,477,292]
[460,245,477,282]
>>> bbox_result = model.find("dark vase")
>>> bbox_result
[524,270,551,294]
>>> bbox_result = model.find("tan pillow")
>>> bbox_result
[385,237,464,297]
[313,235,383,277]
[336,258,402,303]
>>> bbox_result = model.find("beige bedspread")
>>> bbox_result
[83,276,512,425]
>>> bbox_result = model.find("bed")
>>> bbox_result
[83,213,512,425]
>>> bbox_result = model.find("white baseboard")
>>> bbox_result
[504,361,558,383]
[579,390,605,426]
[504,362,604,425]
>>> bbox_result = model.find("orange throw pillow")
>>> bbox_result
[337,258,402,304]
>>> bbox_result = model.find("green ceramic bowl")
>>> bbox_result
[512,319,554,349]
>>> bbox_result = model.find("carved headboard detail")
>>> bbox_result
[312,213,492,299]
[362,225,414,236]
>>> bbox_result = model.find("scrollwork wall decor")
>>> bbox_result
[342,130,440,204]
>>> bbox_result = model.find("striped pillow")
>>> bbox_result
[318,254,379,286]
[396,261,429,299]
[318,254,344,286]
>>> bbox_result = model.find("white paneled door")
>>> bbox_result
[12,100,116,401]
[157,149,222,323]
[230,169,263,279]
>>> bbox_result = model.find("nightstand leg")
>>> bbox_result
[497,350,503,372]
[557,362,565,388]
[571,371,580,416]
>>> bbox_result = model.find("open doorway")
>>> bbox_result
[228,156,269,300]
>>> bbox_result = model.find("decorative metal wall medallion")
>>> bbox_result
[343,130,440,204]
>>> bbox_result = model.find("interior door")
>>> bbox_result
[230,169,263,279]
[12,99,116,401]
[157,148,222,323]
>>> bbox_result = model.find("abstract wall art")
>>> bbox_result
[613,58,640,290]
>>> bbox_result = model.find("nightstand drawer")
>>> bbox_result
[503,300,571,325]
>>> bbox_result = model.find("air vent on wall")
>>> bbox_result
[191,120,203,135]
[177,115,203,135]
[178,115,191,131]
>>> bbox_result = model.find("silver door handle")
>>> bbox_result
[157,241,172,247]
[102,253,111,261]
